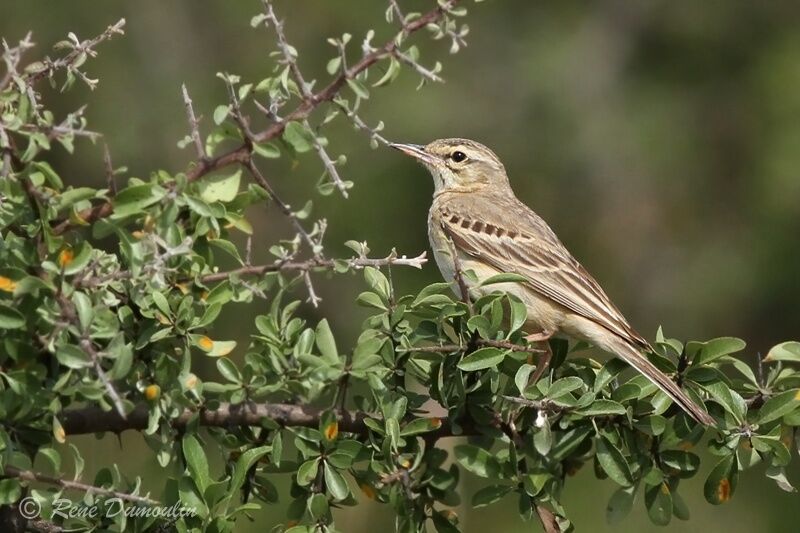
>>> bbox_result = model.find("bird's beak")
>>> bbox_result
[389,142,438,165]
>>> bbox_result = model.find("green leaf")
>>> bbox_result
[56,187,96,211]
[400,417,443,436]
[229,446,271,493]
[326,56,342,75]
[213,104,229,125]
[315,319,338,363]
[574,399,627,416]
[0,479,21,505]
[606,485,636,525]
[472,484,512,508]
[72,291,93,331]
[644,482,672,526]
[0,303,25,329]
[209,239,243,264]
[183,435,211,494]
[703,380,746,422]
[283,121,315,153]
[634,415,667,436]
[765,341,800,363]
[660,450,700,475]
[323,463,349,500]
[357,291,387,310]
[113,183,164,217]
[56,344,92,369]
[457,347,506,371]
[547,376,584,398]
[346,78,370,99]
[307,493,329,521]
[515,364,535,395]
[507,294,527,334]
[253,142,281,159]
[217,358,242,383]
[199,170,241,203]
[454,444,501,478]
[690,337,746,366]
[533,422,552,455]
[63,241,92,276]
[757,389,800,424]
[385,418,400,451]
[297,458,320,487]
[595,436,633,486]
[704,454,737,505]
[477,272,528,286]
[373,57,401,87]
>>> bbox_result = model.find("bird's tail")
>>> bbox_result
[608,337,715,426]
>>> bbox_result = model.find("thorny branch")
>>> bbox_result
[24,18,126,88]
[196,252,427,283]
[54,292,127,419]
[404,339,544,354]
[52,0,461,234]
[72,251,427,290]
[262,0,348,197]
[1,465,157,506]
[181,84,207,161]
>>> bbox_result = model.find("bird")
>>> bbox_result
[390,138,714,426]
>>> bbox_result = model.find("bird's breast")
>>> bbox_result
[427,208,564,334]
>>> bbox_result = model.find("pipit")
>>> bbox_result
[391,138,714,426]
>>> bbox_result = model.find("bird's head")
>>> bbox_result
[390,138,509,195]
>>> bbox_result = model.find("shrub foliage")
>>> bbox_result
[1,2,799,532]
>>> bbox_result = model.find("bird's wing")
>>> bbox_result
[437,200,650,349]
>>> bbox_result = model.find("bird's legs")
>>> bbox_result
[525,329,555,385]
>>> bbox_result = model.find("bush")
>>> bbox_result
[0,2,798,532]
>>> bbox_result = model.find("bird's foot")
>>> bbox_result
[524,329,555,343]
[524,328,555,385]
[528,341,553,385]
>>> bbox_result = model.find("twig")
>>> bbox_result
[55,293,126,419]
[74,251,427,289]
[103,142,116,194]
[303,270,321,307]
[181,84,207,161]
[334,99,390,146]
[261,0,312,98]
[392,49,442,83]
[500,395,561,412]
[262,0,349,197]
[60,402,474,441]
[1,32,35,91]
[2,465,157,506]
[53,1,461,234]
[25,19,126,86]
[197,252,427,283]
[245,158,319,253]
[403,339,543,354]
[445,235,475,314]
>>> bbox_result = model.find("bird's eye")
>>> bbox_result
[451,151,467,163]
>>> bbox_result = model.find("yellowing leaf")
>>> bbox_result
[58,248,74,267]
[359,484,376,500]
[717,478,731,502]
[199,170,241,203]
[145,384,161,400]
[184,373,198,389]
[324,421,339,441]
[209,340,236,357]
[197,336,214,351]
[53,418,66,444]
[0,276,17,293]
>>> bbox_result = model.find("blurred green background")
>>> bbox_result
[4,1,800,531]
